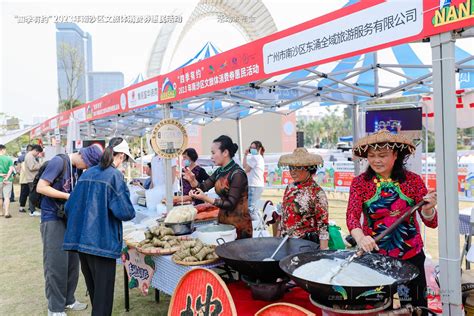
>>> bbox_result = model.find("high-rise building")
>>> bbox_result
[88,72,124,100]
[56,23,124,105]
[56,23,92,103]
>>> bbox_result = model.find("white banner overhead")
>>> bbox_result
[263,0,423,74]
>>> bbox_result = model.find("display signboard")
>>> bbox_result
[122,246,155,296]
[365,107,423,140]
[168,268,237,316]
[150,119,188,159]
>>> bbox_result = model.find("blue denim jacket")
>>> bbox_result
[63,165,135,259]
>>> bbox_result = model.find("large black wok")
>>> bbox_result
[279,250,419,306]
[215,237,318,282]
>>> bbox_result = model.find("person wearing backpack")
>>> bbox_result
[24,144,43,216]
[63,137,135,316]
[36,145,103,316]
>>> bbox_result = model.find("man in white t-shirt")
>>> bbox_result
[150,155,179,193]
[243,141,265,215]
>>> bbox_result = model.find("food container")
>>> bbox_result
[164,221,194,236]
[195,223,237,245]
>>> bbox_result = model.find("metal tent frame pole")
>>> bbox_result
[236,118,243,164]
[351,104,361,176]
[431,32,462,316]
[163,104,174,212]
[140,136,144,177]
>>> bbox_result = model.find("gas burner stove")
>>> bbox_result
[241,274,290,301]
[309,294,393,315]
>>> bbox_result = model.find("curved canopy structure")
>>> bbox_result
[146,0,277,78]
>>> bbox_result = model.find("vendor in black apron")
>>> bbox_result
[186,135,252,239]
[276,148,329,250]
[346,130,438,313]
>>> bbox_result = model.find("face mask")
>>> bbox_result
[250,148,258,155]
[183,159,191,167]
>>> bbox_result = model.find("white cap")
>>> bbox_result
[113,139,135,162]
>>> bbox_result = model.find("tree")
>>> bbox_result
[5,134,30,158]
[58,99,83,113]
[0,114,29,157]
[57,42,84,112]
[297,107,352,148]
[420,128,435,153]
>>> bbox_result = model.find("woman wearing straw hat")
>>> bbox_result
[277,148,329,250]
[347,130,438,312]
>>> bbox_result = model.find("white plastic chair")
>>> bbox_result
[252,200,274,237]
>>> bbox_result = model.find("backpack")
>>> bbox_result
[30,154,68,209]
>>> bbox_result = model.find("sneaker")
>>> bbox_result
[29,211,41,217]
[66,300,88,311]
[5,214,11,218]
[19,208,26,213]
[47,310,66,316]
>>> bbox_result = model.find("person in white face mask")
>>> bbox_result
[181,148,209,205]
[242,141,265,216]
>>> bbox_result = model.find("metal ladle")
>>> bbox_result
[329,200,426,282]
[263,235,290,261]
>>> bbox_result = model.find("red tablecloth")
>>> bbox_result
[226,281,322,315]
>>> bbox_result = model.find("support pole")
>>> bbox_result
[431,32,462,316]
[373,52,379,97]
[236,119,243,164]
[87,122,92,138]
[164,104,174,212]
[140,136,144,177]
[351,104,361,176]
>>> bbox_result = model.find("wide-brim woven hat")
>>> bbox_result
[278,148,323,167]
[353,130,416,158]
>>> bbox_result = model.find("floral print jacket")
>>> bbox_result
[346,171,438,260]
[280,177,329,239]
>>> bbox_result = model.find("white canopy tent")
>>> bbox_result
[32,2,474,313]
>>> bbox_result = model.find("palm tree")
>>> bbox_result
[57,99,83,113]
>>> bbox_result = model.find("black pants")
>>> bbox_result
[10,186,14,202]
[27,182,36,213]
[398,251,428,313]
[19,184,29,207]
[79,253,116,316]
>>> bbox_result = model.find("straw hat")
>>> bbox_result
[353,130,416,158]
[278,148,323,167]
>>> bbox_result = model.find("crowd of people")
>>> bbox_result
[1,129,439,315]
